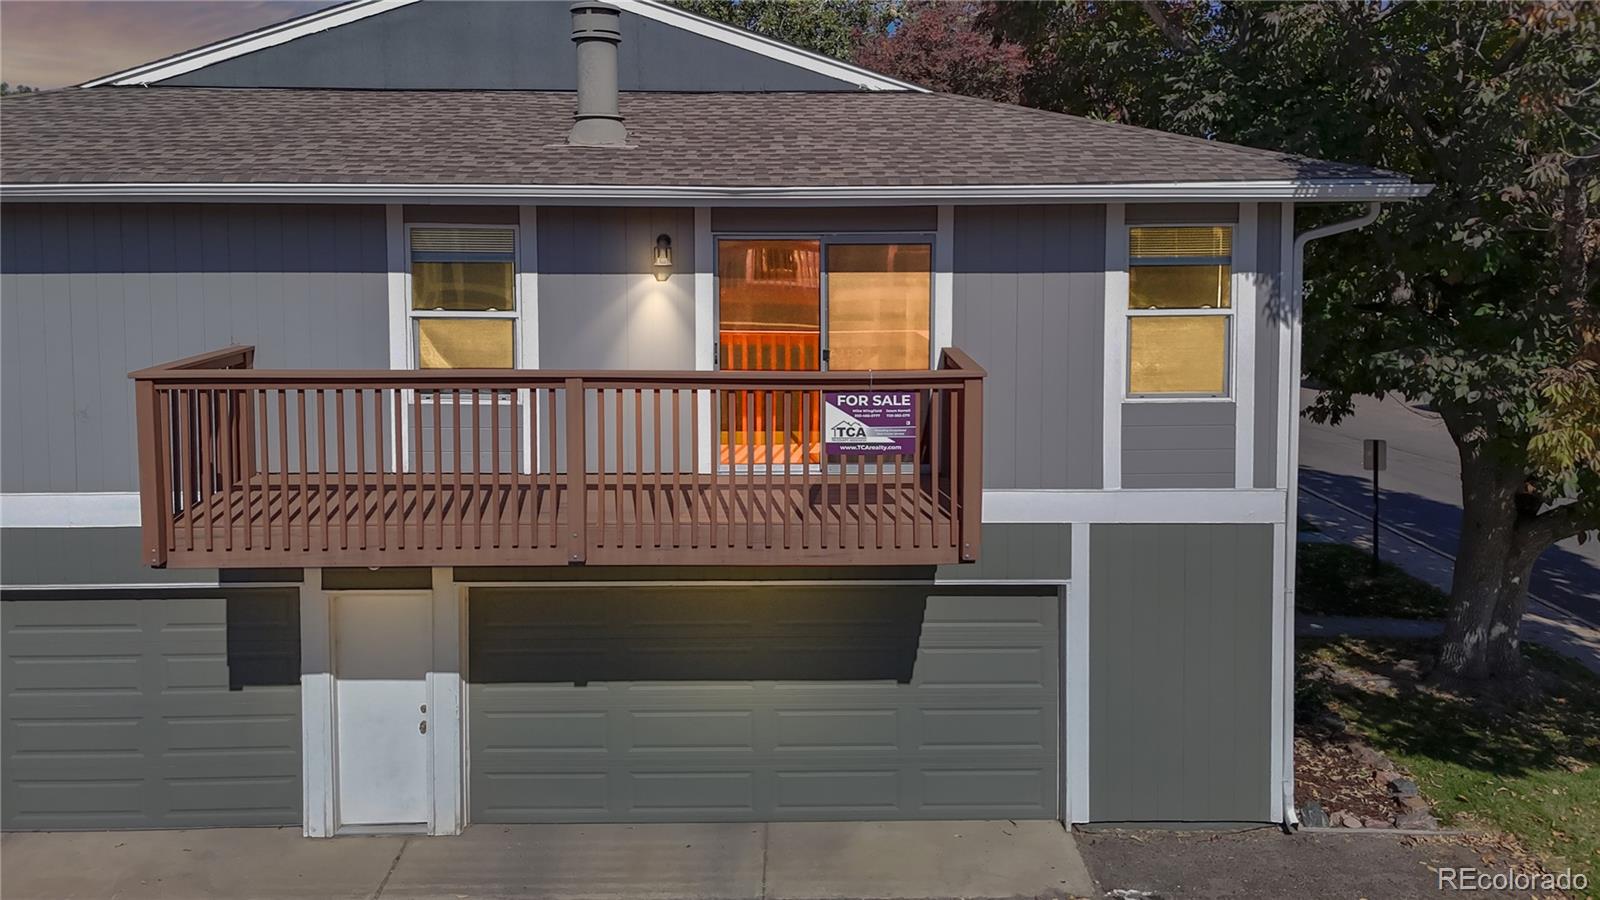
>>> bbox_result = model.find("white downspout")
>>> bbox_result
[1281,201,1383,828]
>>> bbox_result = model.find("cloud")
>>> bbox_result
[0,1,337,89]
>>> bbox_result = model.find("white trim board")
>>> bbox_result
[1233,202,1258,488]
[1,181,1434,204]
[1100,204,1127,489]
[983,489,1288,524]
[0,492,141,528]
[84,0,421,87]
[1,487,1290,529]
[1064,529,1091,824]
[933,205,955,365]
[83,0,919,92]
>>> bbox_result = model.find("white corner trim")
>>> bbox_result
[0,492,141,528]
[83,0,421,87]
[983,488,1287,524]
[1268,521,1288,823]
[1233,203,1258,488]
[1101,204,1127,489]
[518,206,540,369]
[428,567,465,836]
[299,570,336,838]
[0,181,1435,204]
[933,205,954,365]
[615,0,924,92]
[1065,528,1091,823]
[1275,203,1296,491]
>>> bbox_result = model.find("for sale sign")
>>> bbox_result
[824,391,917,455]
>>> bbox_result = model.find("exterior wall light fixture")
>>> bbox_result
[653,234,672,281]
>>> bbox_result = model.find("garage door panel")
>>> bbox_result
[468,585,1060,823]
[2,592,302,831]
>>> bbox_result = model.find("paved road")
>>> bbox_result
[1297,388,1600,627]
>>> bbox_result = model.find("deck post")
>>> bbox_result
[960,374,983,562]
[565,377,587,563]
[134,378,168,567]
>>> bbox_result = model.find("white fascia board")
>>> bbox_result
[0,181,1435,204]
[614,0,924,92]
[983,488,1288,524]
[83,0,421,88]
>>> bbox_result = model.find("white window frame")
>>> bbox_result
[1123,222,1237,402]
[405,222,522,371]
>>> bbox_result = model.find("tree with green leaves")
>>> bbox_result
[673,0,893,61]
[988,1,1600,681]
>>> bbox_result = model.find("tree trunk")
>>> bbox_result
[1485,542,1539,678]
[1436,446,1524,680]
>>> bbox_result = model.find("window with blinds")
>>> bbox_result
[409,226,517,369]
[1126,225,1233,396]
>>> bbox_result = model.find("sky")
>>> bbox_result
[1,1,337,89]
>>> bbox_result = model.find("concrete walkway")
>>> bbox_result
[0,820,1097,900]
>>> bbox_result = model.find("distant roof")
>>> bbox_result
[0,87,1424,201]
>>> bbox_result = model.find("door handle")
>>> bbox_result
[419,720,428,735]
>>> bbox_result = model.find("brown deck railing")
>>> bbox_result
[131,347,984,569]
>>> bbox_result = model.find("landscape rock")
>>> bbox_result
[1374,769,1404,787]
[1361,817,1394,829]
[1395,794,1430,813]
[1353,746,1394,770]
[1332,811,1363,828]
[1395,811,1439,830]
[1298,802,1329,828]
[1388,777,1419,798]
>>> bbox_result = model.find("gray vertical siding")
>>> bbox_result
[1254,203,1284,488]
[1089,523,1273,823]
[0,203,389,494]
[538,206,696,371]
[1,590,302,830]
[1121,402,1236,488]
[1125,203,1240,226]
[953,205,1104,490]
[936,523,1070,582]
[159,1,860,91]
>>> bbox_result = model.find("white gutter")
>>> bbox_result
[0,181,1432,205]
[1281,200,1385,829]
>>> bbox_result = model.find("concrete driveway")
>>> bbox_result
[0,820,1096,900]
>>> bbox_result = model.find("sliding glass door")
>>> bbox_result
[716,236,932,469]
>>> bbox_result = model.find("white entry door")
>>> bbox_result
[334,593,432,828]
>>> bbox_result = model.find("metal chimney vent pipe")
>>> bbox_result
[569,1,627,146]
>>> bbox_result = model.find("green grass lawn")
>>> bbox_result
[1295,542,1450,619]
[1303,637,1600,886]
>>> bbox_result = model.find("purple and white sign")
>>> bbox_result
[824,391,917,455]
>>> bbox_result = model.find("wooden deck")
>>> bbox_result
[163,472,960,568]
[132,346,984,569]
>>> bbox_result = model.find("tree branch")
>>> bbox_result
[1519,500,1600,550]
[1137,1,1196,55]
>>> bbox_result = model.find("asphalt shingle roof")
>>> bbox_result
[0,86,1407,187]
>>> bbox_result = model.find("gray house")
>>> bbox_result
[0,0,1425,836]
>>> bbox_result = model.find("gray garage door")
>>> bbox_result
[468,584,1059,823]
[1,591,302,830]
